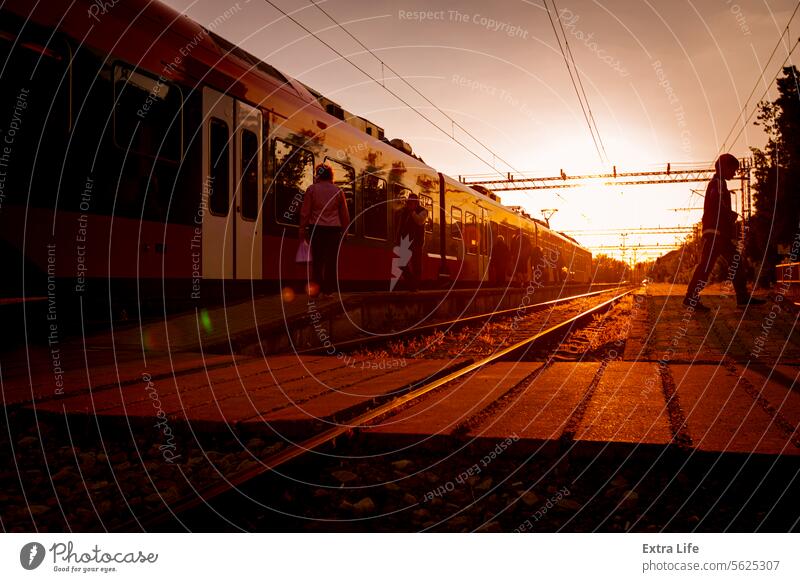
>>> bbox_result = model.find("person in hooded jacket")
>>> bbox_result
[683,153,764,311]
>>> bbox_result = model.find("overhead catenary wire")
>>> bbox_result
[307,0,528,179]
[550,0,609,166]
[261,0,523,180]
[719,0,800,153]
[542,0,607,166]
[287,0,573,204]
[722,36,800,152]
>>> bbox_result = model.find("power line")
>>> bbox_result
[564,227,693,235]
[723,36,800,152]
[307,0,527,179]
[261,0,511,177]
[719,0,800,152]
[296,0,572,206]
[543,0,606,165]
[550,0,609,165]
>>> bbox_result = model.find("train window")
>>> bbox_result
[208,118,230,215]
[465,211,477,254]
[0,28,70,209]
[419,195,434,234]
[113,64,183,162]
[325,158,356,236]
[240,129,259,220]
[274,139,314,226]
[451,206,463,239]
[362,174,388,240]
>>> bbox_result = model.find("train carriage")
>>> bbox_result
[0,0,590,316]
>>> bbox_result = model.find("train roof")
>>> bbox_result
[3,0,588,254]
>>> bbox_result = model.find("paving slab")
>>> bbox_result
[1,348,237,406]
[672,364,800,455]
[740,364,800,430]
[28,356,464,440]
[366,362,540,439]
[471,362,599,441]
[29,354,338,415]
[256,359,467,425]
[575,362,671,445]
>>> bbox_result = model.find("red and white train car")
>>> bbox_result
[0,0,591,316]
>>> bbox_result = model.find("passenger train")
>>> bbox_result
[0,0,591,314]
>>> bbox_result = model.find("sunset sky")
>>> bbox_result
[163,0,798,260]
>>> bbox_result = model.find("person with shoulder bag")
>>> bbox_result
[300,164,350,298]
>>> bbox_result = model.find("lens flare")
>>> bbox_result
[199,308,213,334]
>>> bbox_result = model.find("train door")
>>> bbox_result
[201,87,234,279]
[478,208,490,281]
[234,101,263,279]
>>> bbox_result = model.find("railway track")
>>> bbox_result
[133,287,635,531]
[300,285,627,357]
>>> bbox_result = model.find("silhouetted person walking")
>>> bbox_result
[300,164,350,298]
[683,153,764,311]
[490,235,510,286]
[511,232,531,287]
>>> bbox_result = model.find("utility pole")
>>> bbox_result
[620,233,628,264]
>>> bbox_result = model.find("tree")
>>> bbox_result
[649,227,703,283]
[591,254,628,283]
[747,65,800,285]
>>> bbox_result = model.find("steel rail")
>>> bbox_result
[132,287,635,531]
[298,284,628,355]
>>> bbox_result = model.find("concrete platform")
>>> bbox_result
[5,283,798,458]
[363,360,800,457]
[363,285,800,457]
[0,345,238,407]
[367,362,539,437]
[26,353,465,439]
[672,364,800,455]
[632,283,800,365]
[574,362,671,445]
